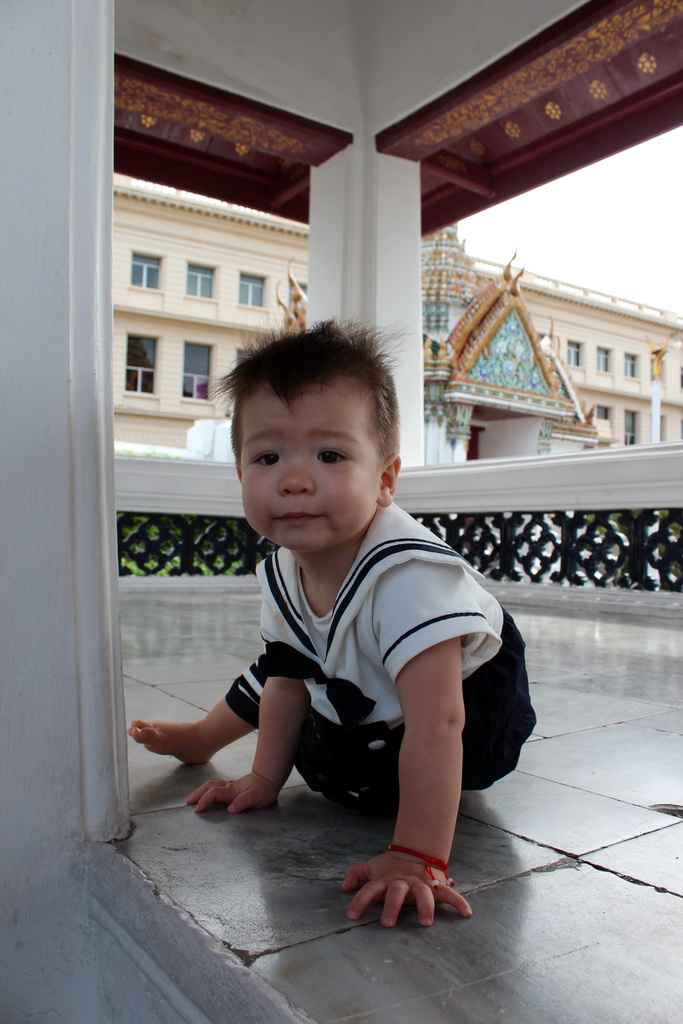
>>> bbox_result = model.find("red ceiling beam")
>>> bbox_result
[422,151,496,197]
[372,0,683,234]
[376,0,629,160]
[115,55,352,167]
[114,54,351,223]
[269,165,311,210]
[115,129,310,221]
[421,66,683,233]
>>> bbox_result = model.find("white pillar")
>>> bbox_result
[0,0,124,1018]
[651,378,661,443]
[308,142,424,466]
[450,437,470,463]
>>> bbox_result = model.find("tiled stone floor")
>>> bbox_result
[119,582,683,1024]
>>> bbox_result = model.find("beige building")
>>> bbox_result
[113,174,309,447]
[113,174,683,454]
[513,266,683,448]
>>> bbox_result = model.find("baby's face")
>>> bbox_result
[237,377,398,573]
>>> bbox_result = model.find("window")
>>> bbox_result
[597,347,611,372]
[183,343,210,400]
[596,406,610,420]
[624,410,637,445]
[239,274,265,306]
[126,336,156,393]
[567,341,582,367]
[131,255,160,289]
[624,353,638,378]
[187,265,214,298]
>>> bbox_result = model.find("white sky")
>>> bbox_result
[459,124,683,316]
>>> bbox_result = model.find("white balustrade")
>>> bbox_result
[116,442,683,517]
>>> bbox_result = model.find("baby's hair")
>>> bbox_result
[215,320,400,460]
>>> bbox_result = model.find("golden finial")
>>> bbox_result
[648,332,681,381]
[275,282,297,329]
[510,266,525,296]
[276,260,308,330]
[503,249,518,282]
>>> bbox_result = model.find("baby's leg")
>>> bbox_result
[128,699,253,764]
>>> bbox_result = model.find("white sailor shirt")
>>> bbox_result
[254,502,503,731]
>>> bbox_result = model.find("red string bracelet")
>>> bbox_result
[387,844,455,889]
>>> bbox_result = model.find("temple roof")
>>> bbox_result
[422,231,597,438]
[421,226,481,306]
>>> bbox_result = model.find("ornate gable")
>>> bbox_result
[467,308,551,393]
[445,264,576,420]
[422,227,598,458]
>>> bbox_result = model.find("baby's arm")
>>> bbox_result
[342,637,472,927]
[187,676,310,813]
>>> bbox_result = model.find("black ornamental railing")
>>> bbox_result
[117,508,682,591]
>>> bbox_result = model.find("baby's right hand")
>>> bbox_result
[187,773,279,814]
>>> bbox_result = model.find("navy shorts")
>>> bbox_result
[226,609,536,813]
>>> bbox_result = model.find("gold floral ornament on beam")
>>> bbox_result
[412,0,683,148]
[438,153,467,173]
[545,101,562,120]
[115,76,307,156]
[637,52,657,74]
[469,139,485,157]
[504,122,521,138]
[589,80,608,100]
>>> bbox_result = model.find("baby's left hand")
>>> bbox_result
[186,773,279,813]
[342,851,472,928]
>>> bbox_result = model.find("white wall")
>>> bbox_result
[477,416,541,459]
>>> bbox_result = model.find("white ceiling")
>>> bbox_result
[114,0,586,135]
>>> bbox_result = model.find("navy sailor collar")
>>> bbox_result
[256,504,482,664]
